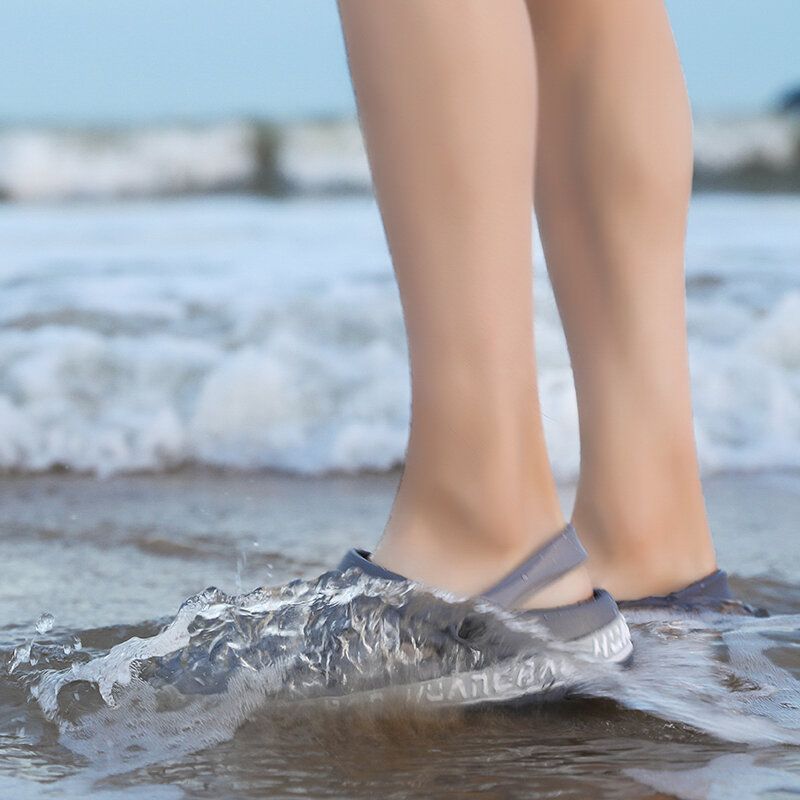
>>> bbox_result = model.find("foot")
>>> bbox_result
[583,548,719,602]
[571,440,720,601]
[573,514,718,602]
[372,509,594,611]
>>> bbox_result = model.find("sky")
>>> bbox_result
[1,0,798,126]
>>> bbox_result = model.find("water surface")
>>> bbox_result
[1,470,799,799]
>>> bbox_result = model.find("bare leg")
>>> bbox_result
[336,0,591,608]
[527,0,717,599]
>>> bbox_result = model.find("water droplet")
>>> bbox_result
[35,613,55,635]
[9,642,32,673]
[521,573,529,582]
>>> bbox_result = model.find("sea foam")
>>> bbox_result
[0,194,797,478]
[1,115,798,201]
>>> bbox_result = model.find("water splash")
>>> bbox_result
[17,572,573,772]
[8,612,56,673]
[628,753,800,799]
[8,641,33,674]
[592,609,800,746]
[3,574,799,778]
[36,613,55,635]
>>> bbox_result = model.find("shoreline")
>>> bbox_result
[1,467,798,635]
[1,467,798,799]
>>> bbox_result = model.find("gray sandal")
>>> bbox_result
[334,523,633,707]
[618,569,738,610]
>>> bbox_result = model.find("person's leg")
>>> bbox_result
[526,0,717,599]
[336,0,591,608]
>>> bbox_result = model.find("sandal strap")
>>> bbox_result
[337,523,586,610]
[481,523,587,608]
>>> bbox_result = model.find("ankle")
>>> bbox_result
[396,440,565,552]
[586,549,717,602]
[380,479,565,576]
[573,499,717,600]
[375,523,593,610]
[375,480,592,607]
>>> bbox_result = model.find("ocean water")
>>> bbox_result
[0,470,799,799]
[0,190,799,797]
[0,192,798,477]
[0,115,797,200]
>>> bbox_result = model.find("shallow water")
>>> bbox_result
[1,471,799,798]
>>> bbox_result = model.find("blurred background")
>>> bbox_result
[0,0,798,483]
[1,8,799,795]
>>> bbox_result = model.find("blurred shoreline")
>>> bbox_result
[1,113,799,203]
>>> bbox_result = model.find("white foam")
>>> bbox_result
[1,115,797,202]
[0,775,182,800]
[692,291,800,473]
[692,114,799,171]
[280,120,372,192]
[0,124,256,202]
[628,753,800,800]
[0,194,797,477]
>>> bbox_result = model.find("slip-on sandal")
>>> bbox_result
[618,569,743,611]
[334,523,633,707]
